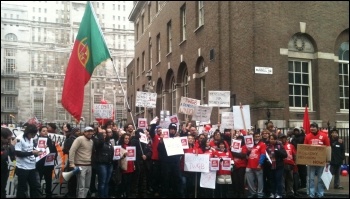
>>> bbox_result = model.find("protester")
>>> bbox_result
[69,126,94,198]
[149,117,162,196]
[330,128,345,189]
[214,140,233,198]
[231,135,248,198]
[118,133,135,198]
[15,124,42,198]
[291,127,306,189]
[1,128,15,198]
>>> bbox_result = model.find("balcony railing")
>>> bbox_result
[1,106,18,112]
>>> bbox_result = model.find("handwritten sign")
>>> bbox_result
[208,91,230,107]
[184,153,210,172]
[135,91,157,108]
[221,112,234,129]
[163,137,184,156]
[200,171,216,189]
[93,104,113,119]
[296,144,327,166]
[178,97,200,115]
[192,105,213,122]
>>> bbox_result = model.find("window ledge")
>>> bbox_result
[166,52,172,57]
[155,61,161,66]
[179,39,186,46]
[194,25,204,33]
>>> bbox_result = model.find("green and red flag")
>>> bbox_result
[62,1,111,122]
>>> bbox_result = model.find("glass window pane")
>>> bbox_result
[288,61,293,72]
[289,73,294,83]
[302,97,308,107]
[295,62,301,72]
[289,85,293,95]
[340,99,344,109]
[345,99,349,109]
[339,64,343,73]
[344,64,348,74]
[289,96,294,106]
[344,75,348,86]
[295,73,301,84]
[302,74,308,84]
[295,86,301,95]
[345,87,349,97]
[302,62,308,72]
[295,97,301,107]
[339,75,343,86]
[340,87,344,97]
[302,86,308,96]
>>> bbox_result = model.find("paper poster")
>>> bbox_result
[210,158,220,171]
[163,137,184,156]
[110,139,115,147]
[36,147,50,162]
[162,129,169,138]
[126,146,136,161]
[244,135,254,148]
[178,97,201,115]
[221,158,231,171]
[321,165,332,190]
[231,139,242,153]
[37,137,47,150]
[180,137,189,149]
[184,153,210,172]
[192,105,213,122]
[113,146,121,160]
[232,105,251,130]
[138,118,148,129]
[208,91,231,107]
[44,153,56,166]
[139,132,148,144]
[200,171,217,189]
[265,151,272,164]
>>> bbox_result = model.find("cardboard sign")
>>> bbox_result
[208,91,231,107]
[232,105,251,130]
[296,144,327,166]
[178,97,201,115]
[93,104,113,119]
[113,146,121,160]
[221,112,234,129]
[184,153,210,172]
[200,171,216,189]
[126,146,136,161]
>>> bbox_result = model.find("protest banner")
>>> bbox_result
[232,105,251,130]
[221,112,234,129]
[296,144,327,166]
[135,91,157,108]
[163,137,184,156]
[184,153,210,172]
[208,91,230,107]
[93,104,113,118]
[192,105,213,122]
[200,171,216,189]
[178,97,200,115]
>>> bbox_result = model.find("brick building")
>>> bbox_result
[127,1,349,129]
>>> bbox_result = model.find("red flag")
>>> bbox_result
[61,2,111,122]
[303,105,310,134]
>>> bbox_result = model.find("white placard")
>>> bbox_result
[210,158,220,171]
[255,66,273,74]
[126,146,136,161]
[113,145,121,160]
[180,137,189,149]
[162,129,169,138]
[231,139,242,153]
[36,147,50,162]
[139,132,148,144]
[163,137,184,156]
[159,120,171,129]
[178,97,201,115]
[44,153,56,166]
[208,91,231,107]
[221,112,234,129]
[93,104,113,119]
[221,157,231,171]
[138,118,148,129]
[266,151,272,164]
[184,153,210,172]
[192,105,213,122]
[200,171,216,189]
[135,91,157,108]
[244,135,254,148]
[232,105,251,130]
[37,137,47,150]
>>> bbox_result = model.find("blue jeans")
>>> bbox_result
[271,167,284,196]
[308,165,325,198]
[97,163,113,198]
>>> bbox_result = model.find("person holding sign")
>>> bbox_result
[34,126,58,198]
[149,117,162,196]
[303,122,330,198]
[246,132,266,198]
[157,123,182,198]
[15,124,43,198]
[231,136,248,198]
[118,133,135,198]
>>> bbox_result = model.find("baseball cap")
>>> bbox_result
[84,126,94,131]
[168,123,177,130]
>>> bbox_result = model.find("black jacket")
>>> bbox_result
[291,132,305,150]
[265,141,287,169]
[330,138,345,165]
[94,134,114,164]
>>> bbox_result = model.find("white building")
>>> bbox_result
[1,1,134,126]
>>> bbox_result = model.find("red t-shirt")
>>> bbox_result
[283,142,296,165]
[151,134,160,160]
[232,145,248,168]
[247,141,266,169]
[304,131,330,146]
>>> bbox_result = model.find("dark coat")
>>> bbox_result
[330,138,345,165]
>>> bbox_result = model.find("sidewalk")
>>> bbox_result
[298,175,349,197]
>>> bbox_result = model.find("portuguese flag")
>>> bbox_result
[62,1,111,122]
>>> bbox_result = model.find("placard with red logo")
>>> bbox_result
[37,137,47,150]
[180,137,189,149]
[210,158,220,171]
[162,129,169,138]
[126,146,136,161]
[44,153,56,166]
[113,146,121,160]
[244,135,254,148]
[222,158,231,171]
[138,118,148,129]
[231,139,242,153]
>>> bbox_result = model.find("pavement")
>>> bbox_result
[298,175,349,198]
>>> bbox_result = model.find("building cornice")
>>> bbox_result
[129,1,146,22]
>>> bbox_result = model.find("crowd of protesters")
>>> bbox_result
[0,118,346,198]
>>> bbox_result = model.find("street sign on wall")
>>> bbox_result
[255,66,273,74]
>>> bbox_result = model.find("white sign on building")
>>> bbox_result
[255,66,273,74]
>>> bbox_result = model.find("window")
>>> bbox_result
[136,22,139,41]
[6,49,16,57]
[288,60,310,108]
[338,42,349,111]
[6,59,16,74]
[180,4,186,41]
[94,95,103,103]
[141,14,145,33]
[199,59,206,104]
[167,21,172,53]
[142,51,145,72]
[156,1,160,12]
[137,58,140,76]
[149,38,153,70]
[148,3,151,24]
[171,77,176,115]
[5,33,18,42]
[5,96,16,109]
[197,1,204,27]
[5,80,16,91]
[157,34,161,63]
[183,69,189,98]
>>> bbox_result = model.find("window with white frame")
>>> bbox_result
[6,49,16,57]
[288,60,310,108]
[5,33,18,41]
[180,4,186,41]
[171,78,176,115]
[157,34,161,63]
[338,42,349,111]
[197,1,204,27]
[6,59,16,74]
[149,38,153,70]
[5,96,16,109]
[167,21,172,53]
[5,79,16,91]
[34,101,43,121]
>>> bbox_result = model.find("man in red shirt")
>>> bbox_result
[303,122,330,198]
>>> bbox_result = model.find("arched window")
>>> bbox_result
[339,42,349,111]
[199,59,206,104]
[5,33,18,41]
[183,69,189,98]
